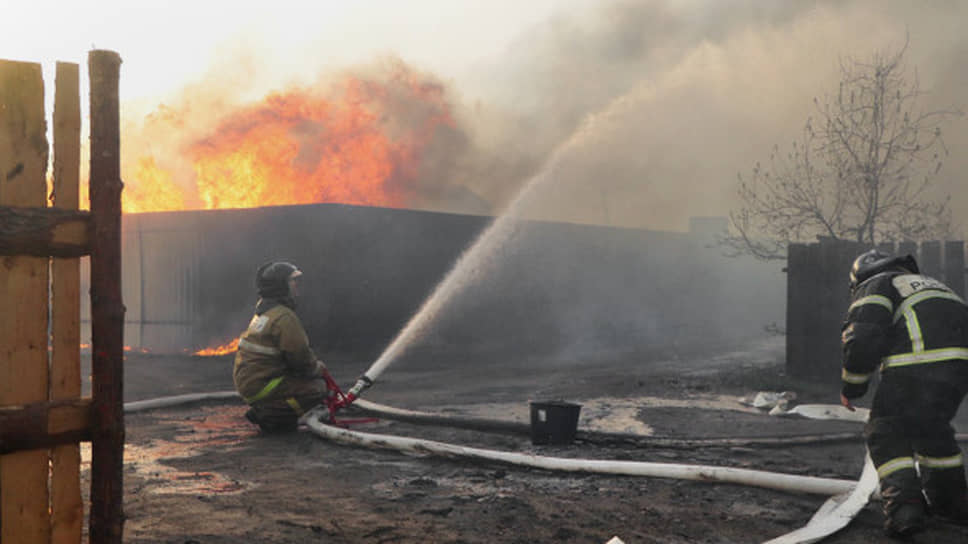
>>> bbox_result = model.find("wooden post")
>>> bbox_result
[877,241,895,255]
[88,49,125,544]
[817,239,845,381]
[945,241,966,297]
[921,240,942,280]
[51,60,83,544]
[785,243,807,378]
[0,58,52,544]
[898,241,918,261]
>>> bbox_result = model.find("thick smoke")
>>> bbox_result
[120,1,968,230]
[117,1,968,362]
[456,0,968,232]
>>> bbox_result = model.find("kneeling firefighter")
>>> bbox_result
[841,249,968,536]
[234,261,331,433]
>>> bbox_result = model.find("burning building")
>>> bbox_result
[75,58,783,366]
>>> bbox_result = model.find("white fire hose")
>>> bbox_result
[123,391,878,543]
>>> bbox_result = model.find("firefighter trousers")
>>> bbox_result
[866,362,968,517]
[246,377,326,433]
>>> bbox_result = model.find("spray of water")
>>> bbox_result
[361,90,648,383]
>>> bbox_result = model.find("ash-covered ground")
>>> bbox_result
[85,337,968,543]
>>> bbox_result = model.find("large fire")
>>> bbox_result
[117,61,455,213]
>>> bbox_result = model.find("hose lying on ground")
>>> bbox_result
[762,454,879,544]
[302,407,878,544]
[302,407,858,496]
[349,398,865,448]
[123,391,878,544]
[124,391,242,413]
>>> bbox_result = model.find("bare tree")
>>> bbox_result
[725,41,961,260]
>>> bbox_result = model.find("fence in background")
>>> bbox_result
[786,237,966,381]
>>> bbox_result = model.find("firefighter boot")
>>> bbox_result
[244,405,298,433]
[882,485,927,538]
[923,465,968,525]
[244,407,259,426]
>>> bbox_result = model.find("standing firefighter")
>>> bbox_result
[841,249,968,536]
[234,261,331,433]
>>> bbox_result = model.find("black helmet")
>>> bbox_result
[256,261,302,298]
[849,250,919,288]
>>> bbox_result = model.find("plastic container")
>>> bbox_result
[529,400,582,445]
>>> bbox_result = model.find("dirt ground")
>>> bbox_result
[89,337,968,543]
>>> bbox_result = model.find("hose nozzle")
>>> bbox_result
[346,375,373,400]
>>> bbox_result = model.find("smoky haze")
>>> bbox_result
[120,0,968,235]
[457,0,968,233]
[110,0,968,365]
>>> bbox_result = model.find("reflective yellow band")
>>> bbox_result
[842,368,873,384]
[849,294,893,313]
[286,397,303,415]
[893,291,966,324]
[877,456,916,479]
[245,376,284,404]
[239,338,281,356]
[903,307,924,352]
[917,453,964,469]
[882,347,968,368]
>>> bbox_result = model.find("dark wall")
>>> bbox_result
[94,204,784,369]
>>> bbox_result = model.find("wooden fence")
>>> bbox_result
[786,237,966,382]
[0,51,124,543]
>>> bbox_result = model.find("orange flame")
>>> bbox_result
[121,157,186,213]
[78,343,150,354]
[194,338,239,357]
[121,61,455,213]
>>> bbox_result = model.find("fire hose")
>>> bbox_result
[123,388,885,543]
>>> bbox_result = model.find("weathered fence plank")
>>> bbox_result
[945,241,965,297]
[921,240,942,280]
[0,399,92,455]
[785,243,808,378]
[0,204,90,256]
[0,58,52,544]
[51,60,84,544]
[88,49,126,544]
[898,241,918,260]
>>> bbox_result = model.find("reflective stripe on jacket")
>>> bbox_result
[841,272,968,390]
[233,302,322,403]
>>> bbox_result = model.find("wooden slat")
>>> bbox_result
[0,399,92,455]
[0,58,52,544]
[51,61,83,544]
[898,240,918,261]
[88,49,125,544]
[0,204,91,256]
[921,240,942,280]
[945,241,966,297]
[785,243,807,378]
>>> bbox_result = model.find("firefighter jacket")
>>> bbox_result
[233,300,326,405]
[841,271,968,398]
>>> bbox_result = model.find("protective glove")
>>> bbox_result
[840,381,868,403]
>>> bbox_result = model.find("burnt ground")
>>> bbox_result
[86,337,968,544]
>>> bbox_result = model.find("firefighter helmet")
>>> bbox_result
[849,250,919,288]
[256,261,303,298]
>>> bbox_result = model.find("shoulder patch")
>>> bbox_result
[248,315,270,333]
[892,274,951,298]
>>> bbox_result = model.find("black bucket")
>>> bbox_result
[529,400,582,445]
